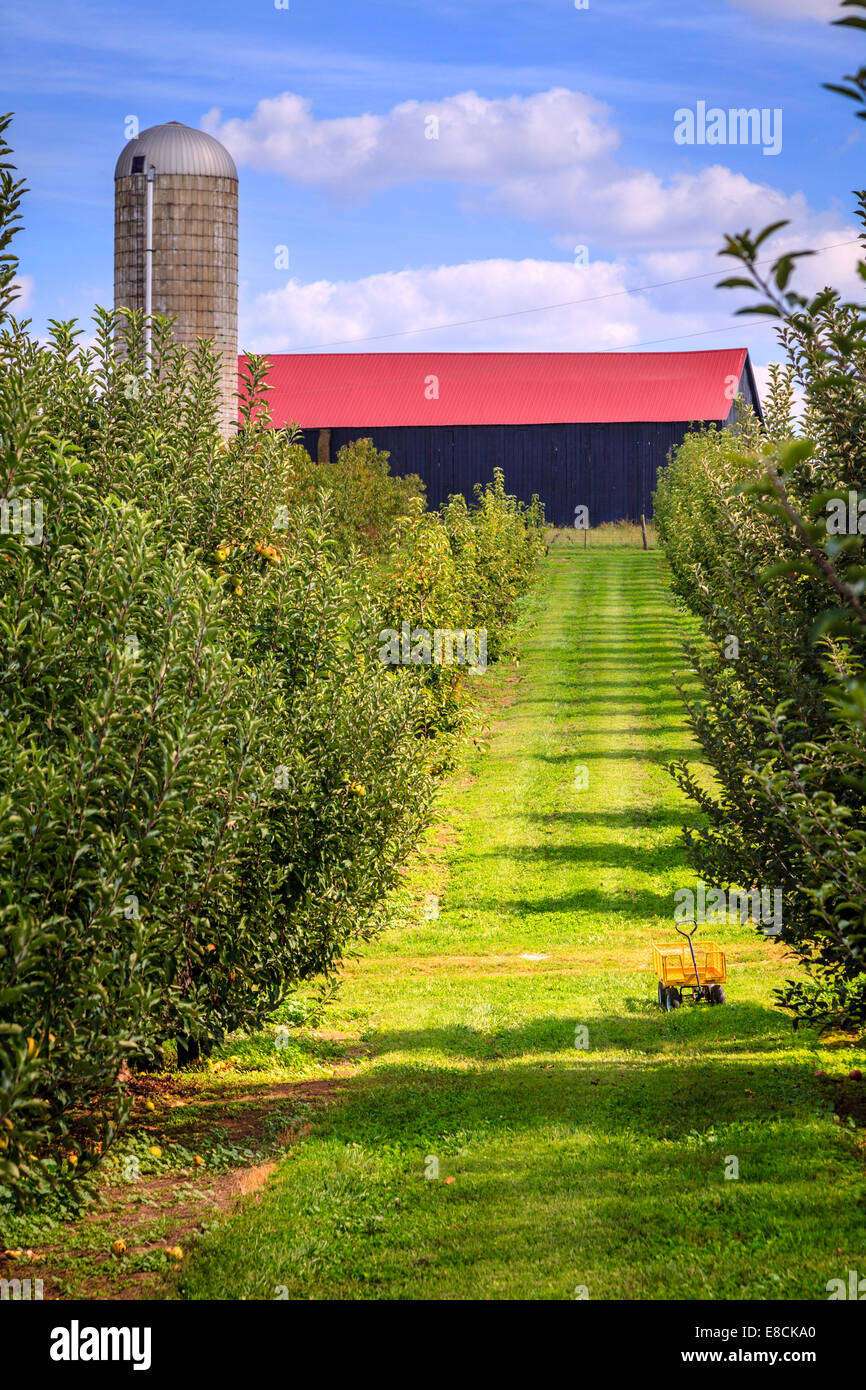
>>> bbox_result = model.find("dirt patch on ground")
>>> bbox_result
[2,1167,250,1302]
[432,825,458,848]
[450,773,478,795]
[231,1160,279,1197]
[168,1076,350,1108]
[1,1072,351,1301]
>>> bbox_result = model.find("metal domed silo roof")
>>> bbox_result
[114,121,237,179]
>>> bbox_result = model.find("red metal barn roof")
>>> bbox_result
[237,349,752,430]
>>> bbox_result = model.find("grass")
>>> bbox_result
[171,544,866,1302]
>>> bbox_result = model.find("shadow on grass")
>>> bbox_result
[461,886,678,916]
[466,842,689,874]
[529,748,697,764]
[523,808,698,828]
[365,1002,795,1066]
[291,1047,826,1152]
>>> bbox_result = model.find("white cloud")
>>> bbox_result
[205,87,864,271]
[240,221,864,371]
[221,85,864,363]
[204,89,617,202]
[10,275,34,311]
[510,164,865,278]
[495,162,798,250]
[241,254,752,356]
[728,0,840,19]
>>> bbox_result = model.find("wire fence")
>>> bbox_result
[547,519,658,550]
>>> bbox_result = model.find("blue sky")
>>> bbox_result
[3,0,864,393]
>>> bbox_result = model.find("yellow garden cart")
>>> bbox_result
[653,923,727,1011]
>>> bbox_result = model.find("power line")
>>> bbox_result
[599,318,780,353]
[270,239,861,354]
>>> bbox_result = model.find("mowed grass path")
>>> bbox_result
[181,548,866,1301]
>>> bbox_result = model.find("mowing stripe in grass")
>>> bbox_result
[179,547,866,1301]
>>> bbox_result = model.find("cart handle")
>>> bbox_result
[674,920,702,988]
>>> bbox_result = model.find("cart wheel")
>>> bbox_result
[709,984,726,1005]
[665,987,681,1011]
[657,981,667,1009]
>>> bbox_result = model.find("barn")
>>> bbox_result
[243,348,762,527]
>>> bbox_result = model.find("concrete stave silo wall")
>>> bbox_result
[114,171,238,435]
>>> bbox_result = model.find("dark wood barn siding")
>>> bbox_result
[301,420,717,527]
[725,357,761,424]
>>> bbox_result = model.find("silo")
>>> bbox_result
[114,122,238,435]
